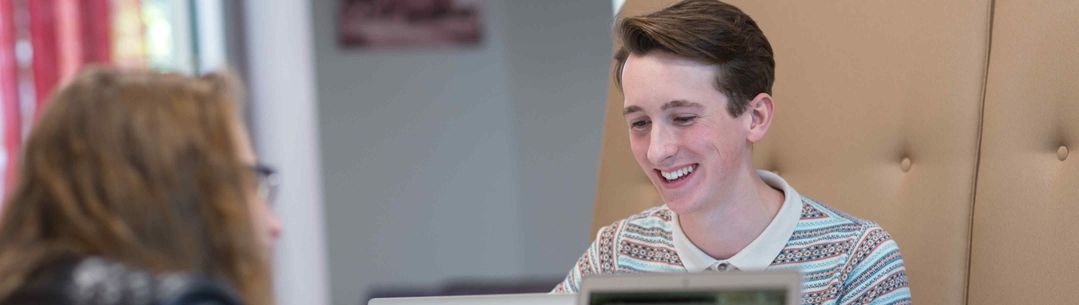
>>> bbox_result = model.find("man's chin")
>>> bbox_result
[663,196,697,214]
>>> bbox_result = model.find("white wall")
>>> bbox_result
[501,1,612,276]
[309,1,612,304]
[243,2,330,305]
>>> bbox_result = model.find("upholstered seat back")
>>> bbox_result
[593,1,1076,304]
[967,1,1079,304]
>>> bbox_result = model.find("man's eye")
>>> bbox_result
[673,115,698,125]
[630,120,650,130]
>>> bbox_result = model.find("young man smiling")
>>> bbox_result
[552,1,911,304]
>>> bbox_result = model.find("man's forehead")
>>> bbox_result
[621,53,720,96]
[626,51,715,70]
[620,50,728,117]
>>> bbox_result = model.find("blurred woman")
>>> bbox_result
[0,67,282,305]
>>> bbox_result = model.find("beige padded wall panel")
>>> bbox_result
[738,1,990,304]
[968,1,1079,304]
[592,1,992,304]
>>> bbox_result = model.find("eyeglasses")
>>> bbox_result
[250,163,279,203]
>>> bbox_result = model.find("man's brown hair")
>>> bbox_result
[615,0,775,117]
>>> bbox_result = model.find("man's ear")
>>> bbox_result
[745,93,775,143]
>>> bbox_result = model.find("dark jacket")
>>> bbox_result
[2,256,242,305]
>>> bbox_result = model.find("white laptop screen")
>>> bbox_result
[587,289,786,305]
[579,272,800,305]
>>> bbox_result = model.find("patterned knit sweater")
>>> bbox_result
[552,198,911,305]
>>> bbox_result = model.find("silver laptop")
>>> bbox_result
[368,271,799,305]
[368,293,574,305]
[579,271,801,305]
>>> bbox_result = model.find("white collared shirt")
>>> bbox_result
[554,170,911,303]
[671,170,803,272]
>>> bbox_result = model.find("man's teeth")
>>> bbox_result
[661,165,695,181]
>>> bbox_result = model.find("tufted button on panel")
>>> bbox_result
[1059,145,1069,161]
[900,157,912,172]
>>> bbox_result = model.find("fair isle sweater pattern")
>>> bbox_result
[553,198,912,305]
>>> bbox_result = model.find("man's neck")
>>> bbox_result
[677,169,786,260]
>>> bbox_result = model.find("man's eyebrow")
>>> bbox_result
[661,100,703,111]
[624,100,702,115]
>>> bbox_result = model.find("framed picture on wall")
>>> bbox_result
[338,0,484,49]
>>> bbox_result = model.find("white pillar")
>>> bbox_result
[243,2,330,305]
[193,0,226,74]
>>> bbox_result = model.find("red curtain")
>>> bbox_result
[0,0,113,196]
[30,0,111,109]
[0,0,20,193]
[27,0,58,111]
[81,0,112,64]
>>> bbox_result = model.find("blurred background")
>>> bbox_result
[0,1,618,305]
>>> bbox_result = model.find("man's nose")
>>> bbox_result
[647,125,677,165]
